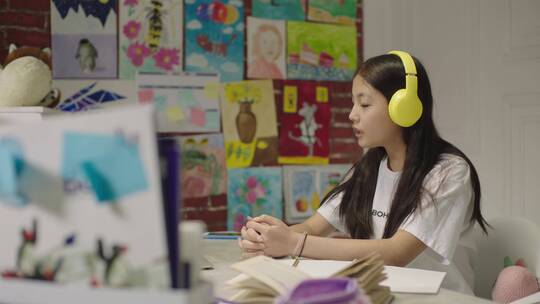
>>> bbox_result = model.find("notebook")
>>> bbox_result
[227,252,393,304]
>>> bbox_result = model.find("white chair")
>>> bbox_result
[472,217,540,299]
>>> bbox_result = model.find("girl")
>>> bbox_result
[238,51,489,295]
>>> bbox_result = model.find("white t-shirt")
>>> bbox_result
[317,154,477,295]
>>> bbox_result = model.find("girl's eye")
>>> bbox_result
[361,104,370,108]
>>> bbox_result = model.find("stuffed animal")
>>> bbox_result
[492,256,540,303]
[0,44,60,107]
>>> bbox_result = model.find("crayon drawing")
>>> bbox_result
[177,134,227,199]
[283,165,350,223]
[221,80,278,168]
[184,0,244,82]
[279,81,331,164]
[119,0,183,79]
[227,167,282,231]
[51,0,118,78]
[251,0,306,20]
[308,0,357,26]
[287,21,357,81]
[247,17,286,79]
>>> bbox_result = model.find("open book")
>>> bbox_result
[226,252,393,304]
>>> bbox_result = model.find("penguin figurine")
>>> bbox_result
[97,238,130,287]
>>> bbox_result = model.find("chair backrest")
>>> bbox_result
[472,217,540,299]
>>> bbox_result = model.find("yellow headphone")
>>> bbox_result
[387,50,423,127]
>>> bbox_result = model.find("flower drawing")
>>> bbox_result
[153,48,180,71]
[123,20,141,40]
[126,42,151,67]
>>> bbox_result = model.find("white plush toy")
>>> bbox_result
[0,44,60,107]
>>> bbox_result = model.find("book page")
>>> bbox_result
[230,256,310,295]
[277,258,351,278]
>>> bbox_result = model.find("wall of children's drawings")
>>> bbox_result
[0,0,363,231]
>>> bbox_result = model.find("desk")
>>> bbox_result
[202,240,492,304]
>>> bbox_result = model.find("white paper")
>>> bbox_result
[381,265,446,294]
[278,259,446,294]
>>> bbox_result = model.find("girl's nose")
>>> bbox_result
[349,106,359,123]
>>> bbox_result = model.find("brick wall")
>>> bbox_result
[0,0,51,63]
[0,1,363,231]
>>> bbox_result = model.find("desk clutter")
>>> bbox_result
[0,105,215,303]
[0,106,169,287]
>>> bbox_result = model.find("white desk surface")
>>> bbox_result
[202,240,493,304]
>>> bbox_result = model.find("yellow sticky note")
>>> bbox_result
[166,105,184,122]
[316,86,328,103]
[204,83,220,100]
[283,86,298,113]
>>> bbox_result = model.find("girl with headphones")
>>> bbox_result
[238,51,489,294]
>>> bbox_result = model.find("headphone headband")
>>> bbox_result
[388,50,417,75]
[388,50,418,97]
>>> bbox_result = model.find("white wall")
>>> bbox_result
[364,0,540,226]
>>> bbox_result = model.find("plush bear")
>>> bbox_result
[0,44,60,107]
[492,256,540,303]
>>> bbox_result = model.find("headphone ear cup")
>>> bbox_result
[388,89,423,127]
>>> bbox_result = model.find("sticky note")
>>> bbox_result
[177,90,198,108]
[154,95,167,111]
[62,132,118,181]
[204,82,220,100]
[62,132,148,202]
[190,107,206,127]
[138,89,154,104]
[316,86,328,103]
[80,140,148,203]
[283,86,298,113]
[0,146,26,207]
[204,109,220,130]
[166,105,185,122]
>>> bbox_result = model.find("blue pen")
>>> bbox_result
[203,234,239,240]
[203,232,241,240]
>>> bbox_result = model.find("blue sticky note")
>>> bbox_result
[63,132,148,202]
[0,143,27,207]
[62,132,119,181]
[177,89,198,108]
[154,95,168,111]
[205,109,220,130]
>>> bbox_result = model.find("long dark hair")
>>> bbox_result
[323,54,489,239]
